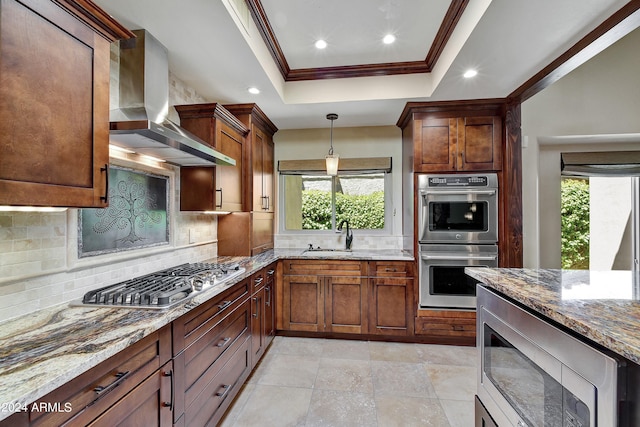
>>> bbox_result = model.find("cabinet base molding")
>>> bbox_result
[275,330,475,346]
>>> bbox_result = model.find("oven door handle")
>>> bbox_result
[421,189,496,196]
[421,254,497,261]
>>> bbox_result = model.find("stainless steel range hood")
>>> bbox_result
[109,29,235,167]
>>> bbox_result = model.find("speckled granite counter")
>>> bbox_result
[0,249,413,420]
[465,268,640,365]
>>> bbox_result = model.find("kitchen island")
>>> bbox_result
[0,248,412,423]
[466,267,640,426]
[465,268,640,363]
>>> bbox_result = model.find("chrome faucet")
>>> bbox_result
[337,219,353,250]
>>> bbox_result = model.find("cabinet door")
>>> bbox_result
[370,278,411,336]
[217,122,244,211]
[180,167,215,211]
[262,132,274,212]
[88,361,173,427]
[0,0,111,207]
[264,265,276,345]
[252,128,266,211]
[457,116,502,171]
[250,272,266,367]
[282,274,323,332]
[414,117,457,172]
[325,276,368,334]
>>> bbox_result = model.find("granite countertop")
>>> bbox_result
[0,248,412,420]
[465,267,640,365]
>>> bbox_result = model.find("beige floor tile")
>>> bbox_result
[440,399,475,427]
[425,364,477,401]
[258,353,320,388]
[315,358,373,393]
[231,384,312,427]
[306,389,377,427]
[246,344,277,384]
[219,383,255,427]
[375,395,451,427]
[321,338,370,360]
[415,343,477,367]
[371,360,438,398]
[368,340,421,363]
[276,336,325,356]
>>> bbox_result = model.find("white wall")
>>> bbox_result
[590,177,632,270]
[521,27,640,268]
[273,126,404,250]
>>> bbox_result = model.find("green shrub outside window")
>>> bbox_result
[283,173,386,231]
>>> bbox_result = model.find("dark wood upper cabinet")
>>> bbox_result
[0,0,133,207]
[222,104,278,213]
[399,100,505,173]
[413,114,502,172]
[218,104,278,256]
[175,103,249,212]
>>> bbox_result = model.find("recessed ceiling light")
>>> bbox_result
[382,34,396,44]
[315,39,327,49]
[248,87,260,95]
[463,69,478,78]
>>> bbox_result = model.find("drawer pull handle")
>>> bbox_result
[253,297,259,318]
[216,188,223,209]
[254,277,264,286]
[216,337,231,348]
[162,369,174,411]
[384,268,397,272]
[265,286,271,307]
[100,164,109,203]
[93,370,130,397]
[215,384,231,399]
[452,325,464,331]
[218,300,232,310]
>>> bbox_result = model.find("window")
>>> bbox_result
[280,171,388,232]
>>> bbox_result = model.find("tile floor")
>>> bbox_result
[220,336,477,427]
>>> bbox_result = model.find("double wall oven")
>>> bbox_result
[418,173,498,309]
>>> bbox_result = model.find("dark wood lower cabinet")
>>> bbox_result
[415,309,476,345]
[0,325,172,427]
[280,260,414,338]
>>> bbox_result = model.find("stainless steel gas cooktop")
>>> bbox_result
[74,262,245,309]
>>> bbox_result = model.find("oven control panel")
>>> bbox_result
[427,175,491,187]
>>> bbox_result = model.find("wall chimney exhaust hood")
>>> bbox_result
[109,30,235,167]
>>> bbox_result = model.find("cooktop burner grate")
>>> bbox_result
[79,262,244,309]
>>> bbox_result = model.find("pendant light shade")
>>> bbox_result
[325,113,339,176]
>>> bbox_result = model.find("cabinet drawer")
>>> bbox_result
[283,260,363,276]
[370,261,413,278]
[173,278,250,355]
[414,316,476,337]
[251,269,266,294]
[29,325,171,427]
[185,336,251,427]
[87,360,173,427]
[183,299,250,404]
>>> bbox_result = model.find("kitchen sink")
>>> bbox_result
[301,248,353,256]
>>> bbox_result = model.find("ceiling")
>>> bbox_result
[93,0,633,130]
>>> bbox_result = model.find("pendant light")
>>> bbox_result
[325,113,339,176]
